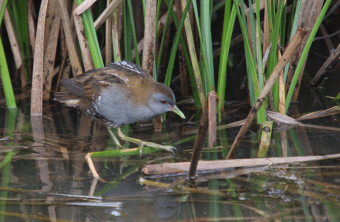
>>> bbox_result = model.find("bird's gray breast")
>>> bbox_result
[93,87,154,126]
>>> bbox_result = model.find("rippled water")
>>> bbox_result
[0,91,340,222]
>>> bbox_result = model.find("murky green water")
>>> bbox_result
[0,47,338,221]
[0,92,340,222]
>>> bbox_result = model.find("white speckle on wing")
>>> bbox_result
[64,99,80,106]
[120,61,142,74]
[99,80,112,85]
[105,72,130,83]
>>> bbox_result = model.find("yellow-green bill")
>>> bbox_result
[172,105,185,119]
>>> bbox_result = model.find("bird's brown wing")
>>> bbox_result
[60,78,86,98]
[81,61,154,103]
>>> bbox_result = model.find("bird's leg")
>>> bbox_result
[117,127,176,155]
[106,126,123,147]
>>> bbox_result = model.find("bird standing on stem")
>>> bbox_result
[55,61,185,154]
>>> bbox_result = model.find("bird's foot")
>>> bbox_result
[138,141,177,156]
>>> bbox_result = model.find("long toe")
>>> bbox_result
[141,141,177,154]
[162,145,177,154]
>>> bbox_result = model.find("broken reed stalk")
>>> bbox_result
[31,0,49,116]
[74,0,97,15]
[188,96,208,178]
[227,28,309,159]
[257,121,273,158]
[58,0,83,76]
[188,91,218,178]
[93,0,124,30]
[143,153,340,175]
[42,7,61,101]
[73,11,95,71]
[310,43,340,87]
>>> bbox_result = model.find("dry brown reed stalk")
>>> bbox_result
[278,51,285,114]
[44,1,58,51]
[143,153,340,175]
[74,0,97,15]
[257,121,273,157]
[319,24,334,54]
[112,4,122,61]
[132,6,176,61]
[142,0,162,132]
[28,0,36,56]
[105,0,113,65]
[73,11,95,71]
[263,0,269,54]
[310,43,340,87]
[31,0,49,116]
[4,8,27,88]
[285,0,324,101]
[43,6,61,101]
[227,28,309,159]
[187,92,218,177]
[58,0,83,77]
[4,9,22,71]
[93,0,124,30]
[188,92,209,178]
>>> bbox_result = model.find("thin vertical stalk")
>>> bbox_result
[164,0,191,87]
[31,0,49,116]
[283,0,302,83]
[123,1,132,61]
[112,6,122,62]
[200,0,214,90]
[160,0,202,108]
[217,0,233,120]
[286,0,333,112]
[142,0,146,18]
[127,0,141,66]
[234,0,265,123]
[153,0,162,80]
[155,0,174,76]
[266,0,285,111]
[248,0,257,62]
[192,0,213,94]
[8,0,30,80]
[105,0,112,65]
[0,37,16,110]
[180,0,206,109]
[255,0,263,91]
[76,0,104,68]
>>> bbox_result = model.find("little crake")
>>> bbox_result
[55,61,185,153]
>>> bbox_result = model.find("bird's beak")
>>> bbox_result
[171,105,186,119]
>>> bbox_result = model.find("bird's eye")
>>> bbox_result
[161,99,167,104]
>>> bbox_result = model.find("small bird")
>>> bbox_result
[55,61,185,153]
